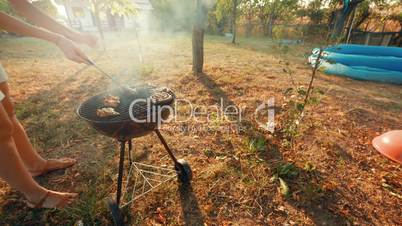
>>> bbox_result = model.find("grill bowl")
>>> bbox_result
[77,86,175,140]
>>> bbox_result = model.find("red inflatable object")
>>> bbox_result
[372,130,402,164]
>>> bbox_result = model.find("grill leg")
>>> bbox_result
[116,141,126,206]
[128,140,133,165]
[155,129,178,164]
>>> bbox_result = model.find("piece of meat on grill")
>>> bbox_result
[103,95,120,108]
[96,107,120,118]
[150,91,173,104]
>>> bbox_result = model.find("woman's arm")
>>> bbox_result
[8,0,96,48]
[0,12,89,64]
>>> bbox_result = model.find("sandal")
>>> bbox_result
[26,191,75,209]
[30,158,76,177]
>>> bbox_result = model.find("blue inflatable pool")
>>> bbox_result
[310,44,402,84]
[325,44,402,58]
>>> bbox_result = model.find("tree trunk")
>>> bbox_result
[346,8,357,43]
[266,16,274,38]
[62,0,72,27]
[332,9,348,38]
[231,0,237,44]
[192,0,207,75]
[260,19,267,36]
[266,1,278,38]
[106,10,116,30]
[364,20,370,31]
[353,10,370,30]
[331,0,363,39]
[192,28,204,75]
[245,21,252,37]
[93,1,104,41]
[379,22,386,44]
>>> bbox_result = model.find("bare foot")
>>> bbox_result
[30,158,77,177]
[26,190,78,209]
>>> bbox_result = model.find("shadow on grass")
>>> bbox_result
[196,73,235,106]
[179,183,205,226]
[195,72,352,225]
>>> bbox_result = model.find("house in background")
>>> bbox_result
[56,0,153,31]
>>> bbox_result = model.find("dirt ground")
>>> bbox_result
[0,32,401,226]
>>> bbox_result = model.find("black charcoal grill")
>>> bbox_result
[77,85,192,226]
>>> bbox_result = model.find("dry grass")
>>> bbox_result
[0,31,401,225]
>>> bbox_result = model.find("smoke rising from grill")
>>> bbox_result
[100,0,216,91]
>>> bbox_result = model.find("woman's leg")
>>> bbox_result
[0,101,77,208]
[0,82,75,175]
[0,100,43,197]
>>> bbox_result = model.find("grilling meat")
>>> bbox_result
[103,95,120,108]
[96,107,120,118]
[150,88,173,104]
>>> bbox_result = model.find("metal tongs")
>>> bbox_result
[86,59,136,94]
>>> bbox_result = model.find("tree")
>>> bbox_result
[88,0,136,39]
[206,3,225,35]
[215,0,241,43]
[150,0,194,31]
[58,0,136,41]
[351,0,370,30]
[0,0,14,15]
[32,0,57,17]
[241,0,257,37]
[192,0,208,75]
[231,0,238,43]
[256,0,298,38]
[306,0,325,25]
[330,0,365,39]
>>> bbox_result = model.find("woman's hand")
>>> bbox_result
[55,36,89,64]
[80,33,98,48]
[73,32,98,49]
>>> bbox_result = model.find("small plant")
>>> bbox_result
[280,48,324,147]
[280,60,297,89]
[208,111,222,127]
[270,163,298,198]
[203,148,215,158]
[303,162,316,173]
[281,85,306,142]
[279,177,290,197]
[274,163,298,178]
[248,136,267,153]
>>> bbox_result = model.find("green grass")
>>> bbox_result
[205,34,317,62]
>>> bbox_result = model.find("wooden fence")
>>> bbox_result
[348,30,402,47]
